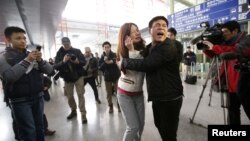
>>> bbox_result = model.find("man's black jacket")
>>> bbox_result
[122,38,183,101]
[99,51,120,82]
[54,46,86,82]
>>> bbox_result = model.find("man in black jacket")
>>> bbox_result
[83,47,101,104]
[99,41,121,113]
[183,46,196,75]
[54,37,87,124]
[167,27,183,64]
[121,16,183,141]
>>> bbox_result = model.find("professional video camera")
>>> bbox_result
[191,21,224,50]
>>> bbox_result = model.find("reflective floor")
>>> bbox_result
[0,77,249,141]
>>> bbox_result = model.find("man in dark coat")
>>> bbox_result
[99,41,121,113]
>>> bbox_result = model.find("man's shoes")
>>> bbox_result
[82,115,88,124]
[96,99,101,104]
[67,110,77,120]
[45,129,56,136]
[82,119,88,124]
[109,105,113,113]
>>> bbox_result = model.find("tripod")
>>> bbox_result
[189,56,230,128]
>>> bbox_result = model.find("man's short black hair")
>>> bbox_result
[148,16,168,29]
[222,20,241,33]
[102,41,111,47]
[168,27,177,36]
[4,26,26,38]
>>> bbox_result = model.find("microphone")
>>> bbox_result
[220,52,239,60]
[190,35,202,45]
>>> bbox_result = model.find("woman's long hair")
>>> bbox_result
[116,23,146,61]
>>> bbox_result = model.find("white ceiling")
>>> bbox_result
[57,0,205,52]
[0,0,206,57]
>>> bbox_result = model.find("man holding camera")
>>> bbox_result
[0,26,53,141]
[99,41,121,113]
[54,37,88,124]
[202,20,247,125]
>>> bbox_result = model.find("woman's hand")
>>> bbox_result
[125,36,134,51]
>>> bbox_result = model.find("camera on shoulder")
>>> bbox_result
[191,21,224,50]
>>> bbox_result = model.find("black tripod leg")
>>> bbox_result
[208,81,213,106]
[190,58,215,127]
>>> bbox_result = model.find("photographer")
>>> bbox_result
[202,20,247,125]
[54,37,88,124]
[99,41,121,113]
[0,26,53,141]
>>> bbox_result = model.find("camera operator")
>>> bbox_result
[233,35,250,120]
[54,37,88,124]
[202,20,247,125]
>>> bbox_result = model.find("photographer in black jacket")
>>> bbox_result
[99,41,121,113]
[54,37,88,124]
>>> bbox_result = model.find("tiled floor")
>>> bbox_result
[0,78,249,141]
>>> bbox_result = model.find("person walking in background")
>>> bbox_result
[95,52,102,87]
[54,37,88,124]
[167,27,183,64]
[183,46,196,75]
[99,41,121,113]
[83,47,101,104]
[119,16,183,141]
[116,22,146,141]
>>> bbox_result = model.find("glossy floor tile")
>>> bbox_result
[0,77,249,141]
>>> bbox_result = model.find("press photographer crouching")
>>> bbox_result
[54,37,88,124]
[202,20,247,125]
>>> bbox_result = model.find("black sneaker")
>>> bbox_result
[67,110,77,120]
[45,129,56,136]
[82,115,88,124]
[82,119,88,124]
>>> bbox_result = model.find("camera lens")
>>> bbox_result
[71,55,76,61]
[196,43,207,50]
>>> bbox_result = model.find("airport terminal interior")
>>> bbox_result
[0,0,249,141]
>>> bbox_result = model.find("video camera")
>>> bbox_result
[191,21,224,50]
